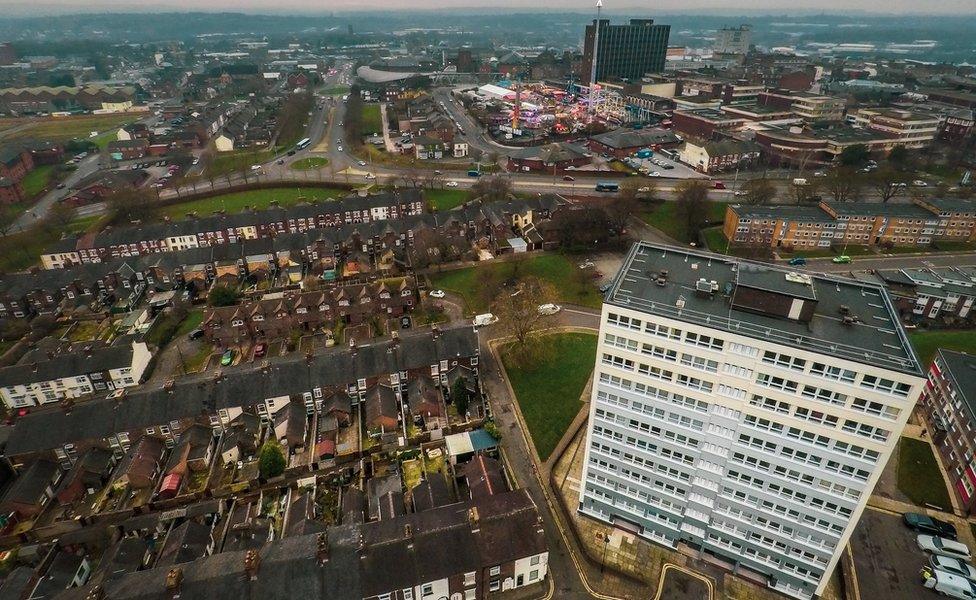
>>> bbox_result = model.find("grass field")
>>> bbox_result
[910,330,976,366]
[897,437,952,509]
[0,113,139,142]
[701,226,728,252]
[321,85,350,96]
[176,310,205,338]
[154,187,346,220]
[361,104,383,135]
[0,227,60,271]
[290,157,329,170]
[429,253,603,313]
[640,200,728,243]
[426,189,468,211]
[501,332,597,460]
[209,149,276,178]
[65,215,105,235]
[21,165,56,198]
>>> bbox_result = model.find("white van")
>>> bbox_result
[472,313,498,328]
[923,568,976,599]
[792,178,808,186]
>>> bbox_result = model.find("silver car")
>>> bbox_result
[919,535,973,561]
[932,555,976,581]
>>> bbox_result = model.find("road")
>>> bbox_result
[11,153,102,232]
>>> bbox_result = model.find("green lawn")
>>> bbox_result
[701,226,729,252]
[897,437,952,509]
[361,104,383,136]
[289,157,328,170]
[910,330,976,366]
[21,165,55,198]
[175,310,205,338]
[426,189,468,211]
[501,332,597,460]
[209,149,276,178]
[429,253,603,313]
[321,85,350,96]
[640,200,728,243]
[65,215,104,235]
[155,187,346,220]
[0,113,137,142]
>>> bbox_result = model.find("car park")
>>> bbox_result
[918,535,972,561]
[429,290,446,299]
[904,512,958,539]
[931,555,976,580]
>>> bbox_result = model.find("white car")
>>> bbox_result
[649,172,661,177]
[578,260,594,269]
[358,160,367,166]
[538,303,562,316]
[429,289,446,299]
[337,146,343,152]
[931,555,976,580]
[913,180,929,187]
[472,313,498,328]
[734,190,747,196]
[364,173,375,179]
[813,171,826,177]
[250,165,262,171]
[445,181,459,188]
[919,535,973,561]
[192,158,200,165]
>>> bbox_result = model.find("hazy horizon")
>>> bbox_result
[0,0,971,16]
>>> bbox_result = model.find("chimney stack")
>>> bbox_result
[243,549,260,580]
[316,532,330,564]
[165,567,184,597]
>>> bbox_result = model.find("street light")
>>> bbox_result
[600,533,611,573]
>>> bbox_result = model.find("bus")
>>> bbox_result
[595,182,619,192]
[295,138,311,150]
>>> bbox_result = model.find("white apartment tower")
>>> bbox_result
[579,242,924,599]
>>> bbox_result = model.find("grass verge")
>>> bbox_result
[501,332,597,460]
[429,253,603,313]
[910,330,976,366]
[639,200,728,243]
[426,189,468,211]
[897,437,952,509]
[290,157,329,170]
[154,187,346,220]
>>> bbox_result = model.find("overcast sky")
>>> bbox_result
[1,0,972,14]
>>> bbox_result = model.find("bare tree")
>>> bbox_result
[824,167,863,202]
[106,188,154,224]
[673,180,710,243]
[603,195,639,235]
[870,168,908,203]
[790,180,822,204]
[469,175,512,202]
[740,177,776,205]
[492,276,558,364]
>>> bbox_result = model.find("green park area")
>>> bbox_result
[21,165,56,198]
[640,200,728,244]
[910,330,976,366]
[897,437,953,509]
[0,113,137,143]
[360,104,383,135]
[154,187,347,220]
[429,253,603,313]
[501,332,597,460]
[426,189,468,211]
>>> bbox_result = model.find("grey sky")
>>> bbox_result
[2,0,972,14]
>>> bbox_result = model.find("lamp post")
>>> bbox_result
[600,533,611,573]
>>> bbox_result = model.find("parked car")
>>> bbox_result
[713,181,726,189]
[578,260,595,269]
[337,146,343,152]
[931,555,976,580]
[429,290,446,299]
[905,513,958,539]
[220,349,235,366]
[445,181,459,187]
[538,303,562,316]
[400,316,412,329]
[563,175,575,181]
[250,165,262,171]
[56,182,65,189]
[913,180,929,187]
[918,535,972,561]
[599,283,613,293]
[788,257,807,266]
[358,160,367,166]
[253,343,267,359]
[187,329,205,341]
[831,255,853,264]
[472,313,498,328]
[923,568,976,599]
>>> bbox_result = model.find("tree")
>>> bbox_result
[840,144,871,168]
[790,179,822,204]
[870,168,908,203]
[740,178,776,205]
[258,440,286,479]
[887,145,912,171]
[208,285,240,307]
[469,175,512,203]
[492,276,558,364]
[106,188,153,224]
[603,195,639,235]
[824,167,863,202]
[673,180,710,243]
[451,376,471,418]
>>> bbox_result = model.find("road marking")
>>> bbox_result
[653,563,716,600]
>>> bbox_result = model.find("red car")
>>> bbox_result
[713,181,726,190]
[253,343,267,358]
